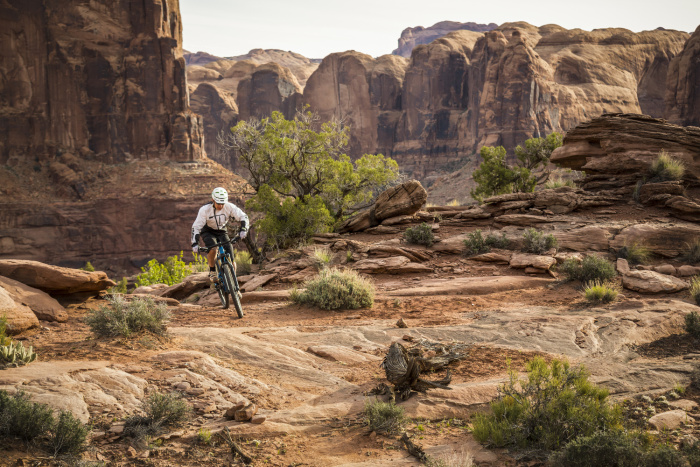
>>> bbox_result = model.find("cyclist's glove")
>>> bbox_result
[192,243,199,253]
[240,230,248,240]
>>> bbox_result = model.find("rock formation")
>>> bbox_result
[0,0,204,164]
[184,50,224,65]
[393,21,499,58]
[237,63,303,122]
[189,83,239,168]
[665,25,700,127]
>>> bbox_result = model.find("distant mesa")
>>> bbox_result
[392,20,499,57]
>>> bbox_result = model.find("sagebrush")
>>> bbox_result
[404,223,435,247]
[560,255,616,284]
[522,228,557,254]
[686,310,700,339]
[125,392,191,439]
[363,398,406,434]
[617,242,651,265]
[472,357,622,450]
[464,229,488,256]
[291,267,374,310]
[85,295,170,338]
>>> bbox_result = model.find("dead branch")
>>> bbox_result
[401,432,428,462]
[220,426,253,465]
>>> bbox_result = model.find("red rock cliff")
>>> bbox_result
[0,0,204,164]
[666,25,700,127]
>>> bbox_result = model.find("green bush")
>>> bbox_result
[48,410,90,456]
[107,277,129,294]
[472,357,621,450]
[81,262,95,272]
[135,251,203,287]
[463,229,489,256]
[247,185,333,250]
[311,247,334,270]
[363,398,406,434]
[617,242,651,265]
[485,232,510,249]
[197,427,213,445]
[125,392,191,439]
[291,267,374,310]
[234,249,253,275]
[404,223,435,247]
[683,239,700,264]
[560,255,617,284]
[522,228,557,254]
[690,277,700,306]
[85,295,170,338]
[583,281,619,304]
[686,310,700,339]
[650,150,685,181]
[548,430,657,467]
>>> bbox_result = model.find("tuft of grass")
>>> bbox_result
[544,177,576,189]
[81,262,95,272]
[682,239,700,264]
[690,276,700,306]
[346,250,355,263]
[84,295,170,338]
[447,199,461,207]
[107,277,128,294]
[426,448,474,467]
[616,242,651,265]
[685,310,700,339]
[197,427,212,445]
[632,180,644,203]
[522,228,557,254]
[311,247,334,271]
[291,268,374,310]
[583,280,619,304]
[234,249,253,275]
[125,392,191,439]
[472,357,622,451]
[364,398,406,434]
[404,223,435,247]
[463,229,489,256]
[650,150,685,181]
[559,255,616,284]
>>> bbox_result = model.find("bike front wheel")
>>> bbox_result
[222,262,243,319]
[216,279,230,309]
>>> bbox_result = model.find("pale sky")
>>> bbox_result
[180,0,700,59]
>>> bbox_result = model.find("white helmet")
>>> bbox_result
[212,187,228,204]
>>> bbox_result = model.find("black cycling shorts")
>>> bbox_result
[200,227,234,258]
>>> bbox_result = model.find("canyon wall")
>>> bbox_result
[0,0,204,165]
[665,25,700,127]
[392,21,498,58]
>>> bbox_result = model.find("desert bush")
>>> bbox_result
[107,277,128,294]
[125,392,190,439]
[472,357,621,450]
[486,232,511,249]
[197,427,212,445]
[85,295,170,338]
[650,150,685,181]
[135,252,204,287]
[686,310,700,339]
[81,262,95,272]
[234,249,253,275]
[463,229,489,256]
[48,410,90,456]
[404,223,435,247]
[683,239,700,264]
[426,448,474,467]
[522,228,557,254]
[617,242,651,265]
[291,268,374,310]
[311,247,334,270]
[584,280,620,304]
[363,398,406,434]
[560,255,616,284]
[690,277,700,306]
[544,177,576,189]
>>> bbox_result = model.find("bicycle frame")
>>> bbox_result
[214,244,240,294]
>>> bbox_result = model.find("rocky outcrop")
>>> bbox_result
[0,260,114,295]
[0,284,40,334]
[189,83,239,168]
[0,0,204,164]
[237,63,303,122]
[184,50,224,66]
[665,25,700,127]
[393,21,498,58]
[0,276,67,322]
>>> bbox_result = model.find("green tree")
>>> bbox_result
[471,132,563,202]
[219,109,401,248]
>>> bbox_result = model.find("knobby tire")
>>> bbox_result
[222,262,243,319]
[216,260,230,309]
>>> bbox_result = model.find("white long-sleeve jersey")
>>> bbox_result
[191,202,249,244]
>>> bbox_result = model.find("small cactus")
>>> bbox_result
[0,341,37,368]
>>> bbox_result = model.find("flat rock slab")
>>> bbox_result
[648,410,688,430]
[622,270,689,293]
[0,259,115,294]
[352,256,432,274]
[307,345,382,364]
[383,276,553,296]
[241,274,277,293]
[509,253,557,270]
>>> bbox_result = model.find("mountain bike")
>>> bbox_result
[200,236,243,318]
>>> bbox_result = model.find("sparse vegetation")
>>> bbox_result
[85,295,170,338]
[107,277,129,294]
[291,267,374,310]
[0,390,89,455]
[0,316,37,368]
[690,276,700,306]
[135,252,204,287]
[560,255,617,284]
[404,222,435,247]
[583,280,620,304]
[125,392,191,439]
[311,247,334,270]
[650,150,685,181]
[472,357,621,450]
[682,239,700,264]
[426,449,474,467]
[363,398,406,434]
[486,232,511,249]
[544,177,576,189]
[685,310,700,339]
[346,250,355,262]
[234,249,253,275]
[81,261,95,272]
[463,229,489,256]
[617,242,651,265]
[197,427,213,445]
[522,228,557,254]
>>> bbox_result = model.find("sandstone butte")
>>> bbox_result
[2,3,700,464]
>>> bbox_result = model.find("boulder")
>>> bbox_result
[556,226,612,252]
[0,276,66,322]
[0,285,40,334]
[509,253,557,270]
[0,260,115,294]
[610,223,700,258]
[648,410,688,430]
[622,270,688,294]
[158,273,209,300]
[240,274,277,293]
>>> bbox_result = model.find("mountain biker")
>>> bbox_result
[191,187,249,283]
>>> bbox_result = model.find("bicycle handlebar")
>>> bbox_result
[197,234,241,253]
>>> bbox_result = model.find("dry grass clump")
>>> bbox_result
[291,267,374,310]
[124,392,191,439]
[583,280,620,304]
[311,247,334,270]
[649,150,685,181]
[616,242,651,265]
[234,249,253,275]
[363,398,406,434]
[85,295,170,338]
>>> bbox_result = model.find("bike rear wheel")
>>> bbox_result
[222,262,243,319]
